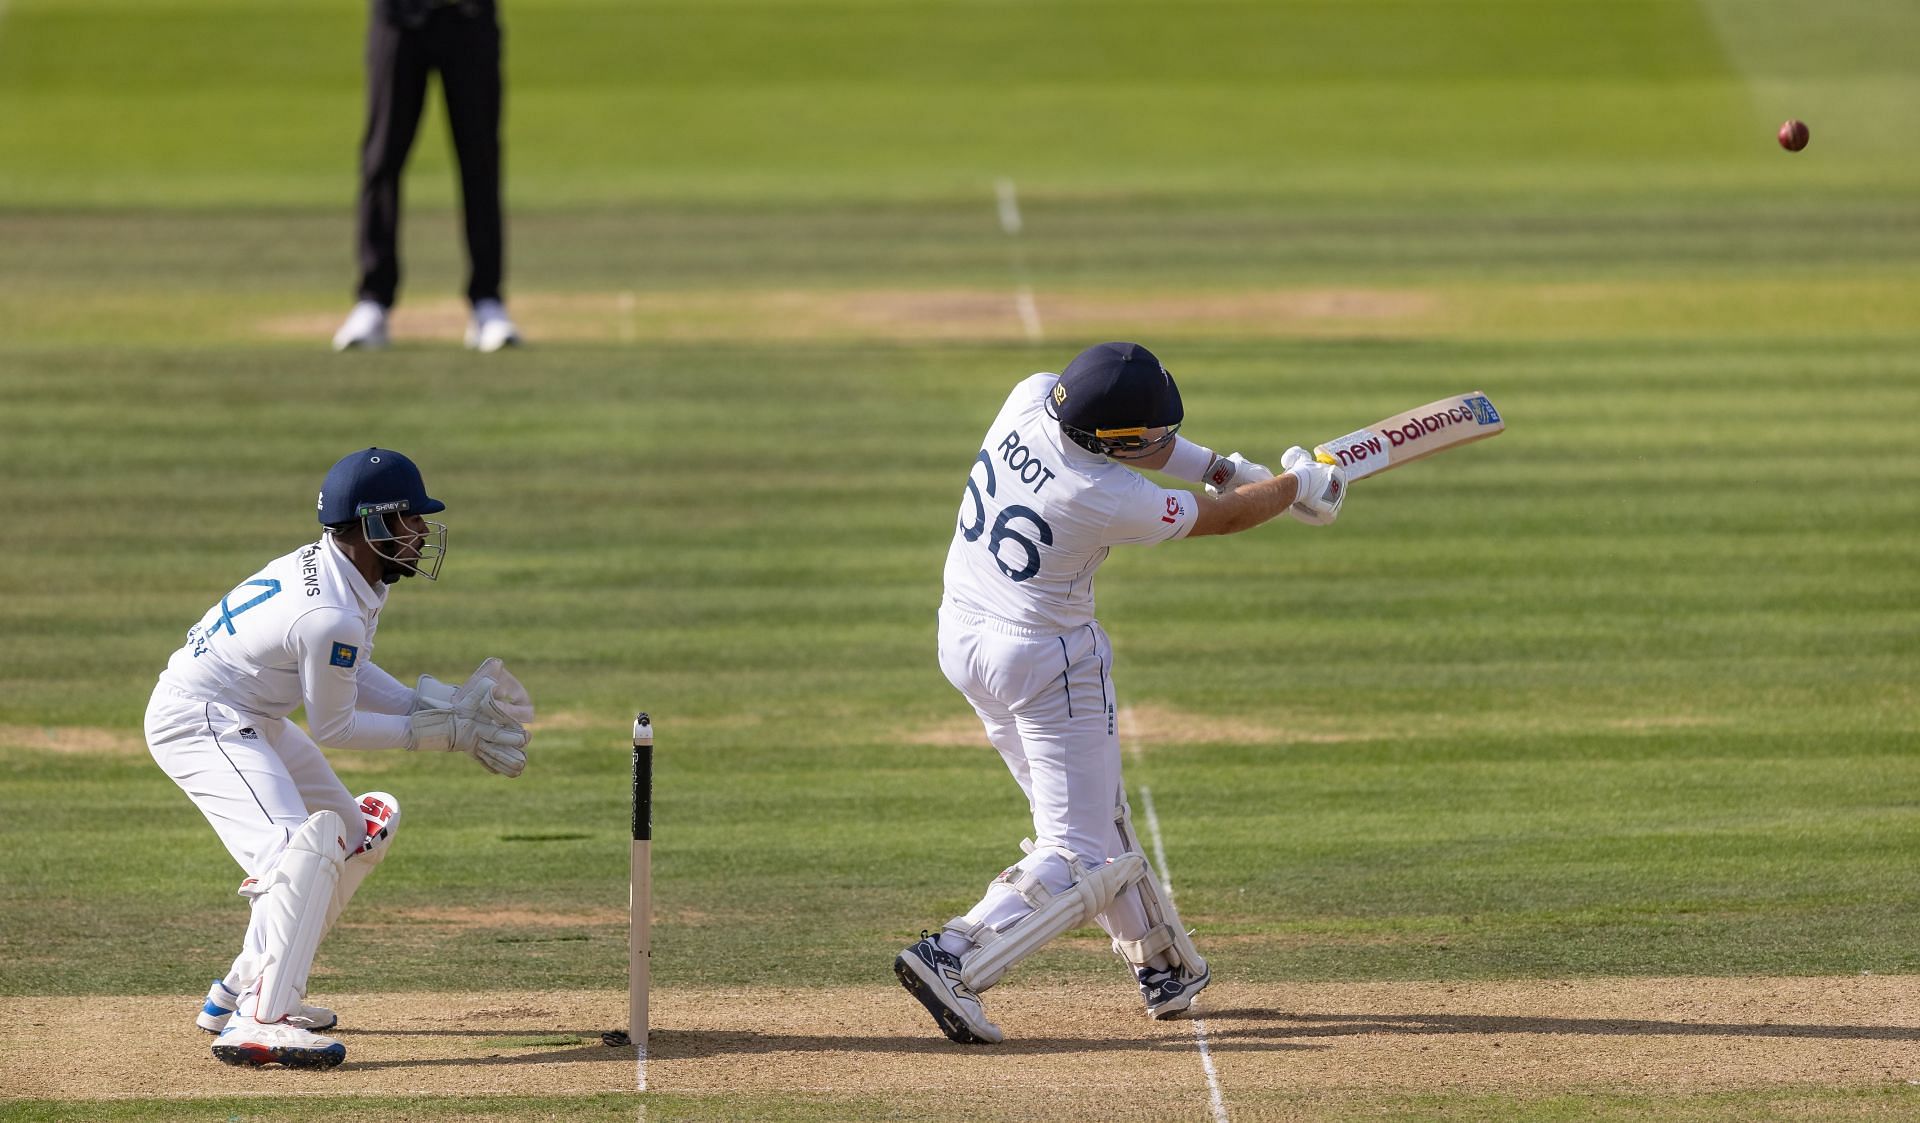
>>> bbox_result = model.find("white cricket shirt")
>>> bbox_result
[941,373,1197,634]
[156,536,413,748]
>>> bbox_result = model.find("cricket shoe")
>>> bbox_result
[211,1013,346,1069]
[197,979,337,1034]
[332,300,390,351]
[464,299,521,352]
[1137,962,1210,1020]
[894,932,1004,1044]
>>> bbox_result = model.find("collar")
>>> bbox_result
[320,534,387,612]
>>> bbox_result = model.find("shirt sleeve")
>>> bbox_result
[290,607,414,749]
[355,660,418,716]
[1100,473,1198,546]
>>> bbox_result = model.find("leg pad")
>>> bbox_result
[952,850,1146,993]
[246,811,346,1024]
[1111,802,1207,978]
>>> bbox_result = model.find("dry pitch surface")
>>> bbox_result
[6,977,1918,1114]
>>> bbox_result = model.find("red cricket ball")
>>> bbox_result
[1778,119,1810,152]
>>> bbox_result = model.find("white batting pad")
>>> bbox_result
[954,850,1146,992]
[1111,803,1208,977]
[248,810,346,1024]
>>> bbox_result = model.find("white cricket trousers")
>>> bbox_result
[145,687,360,883]
[936,606,1157,947]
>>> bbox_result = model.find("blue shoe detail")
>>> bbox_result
[1137,963,1210,1019]
[894,933,1001,1044]
[197,980,238,1034]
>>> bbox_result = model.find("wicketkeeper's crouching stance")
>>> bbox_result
[899,342,1347,1044]
[145,448,534,1069]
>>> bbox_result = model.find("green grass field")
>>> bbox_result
[3,0,1919,1119]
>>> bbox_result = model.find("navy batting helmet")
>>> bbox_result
[317,448,447,581]
[1045,342,1184,457]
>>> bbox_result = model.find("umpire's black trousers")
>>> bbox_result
[354,0,504,309]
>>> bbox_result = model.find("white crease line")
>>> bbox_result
[994,177,1044,342]
[995,176,1024,235]
[1125,708,1229,1123]
[1014,286,1043,342]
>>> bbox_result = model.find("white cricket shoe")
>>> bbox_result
[332,300,390,351]
[894,932,1004,1044]
[1136,962,1211,1020]
[212,1012,346,1069]
[196,979,337,1034]
[464,299,521,352]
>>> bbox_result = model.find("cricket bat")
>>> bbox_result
[1314,391,1504,481]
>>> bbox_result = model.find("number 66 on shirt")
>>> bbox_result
[960,450,1055,583]
[944,374,1196,635]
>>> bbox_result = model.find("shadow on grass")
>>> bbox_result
[651,1029,1324,1058]
[1202,1008,1920,1042]
[344,1042,623,1071]
[344,1024,1324,1067]
[338,1006,1920,1072]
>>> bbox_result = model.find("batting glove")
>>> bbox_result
[1286,460,1347,526]
[1203,452,1275,497]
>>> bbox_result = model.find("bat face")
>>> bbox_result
[1314,392,1504,481]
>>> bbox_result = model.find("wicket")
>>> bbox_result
[631,713,654,1088]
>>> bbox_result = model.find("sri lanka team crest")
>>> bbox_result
[330,643,359,668]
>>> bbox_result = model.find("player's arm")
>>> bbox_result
[355,660,417,716]
[293,613,529,773]
[290,609,414,749]
[1186,475,1297,538]
[1141,436,1270,496]
[356,657,535,725]
[1188,454,1345,538]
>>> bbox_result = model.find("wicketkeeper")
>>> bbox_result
[898,342,1347,1044]
[144,448,534,1069]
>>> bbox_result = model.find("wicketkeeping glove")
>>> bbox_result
[414,673,458,712]
[454,657,536,726]
[406,707,529,777]
[415,658,536,724]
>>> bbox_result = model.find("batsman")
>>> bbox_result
[144,448,535,1069]
[898,342,1347,1044]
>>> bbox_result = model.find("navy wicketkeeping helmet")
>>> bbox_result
[317,448,447,580]
[1045,342,1184,457]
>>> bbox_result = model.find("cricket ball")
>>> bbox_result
[1778,119,1810,152]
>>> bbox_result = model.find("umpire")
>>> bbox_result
[334,0,521,352]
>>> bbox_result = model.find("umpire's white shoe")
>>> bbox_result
[197,979,337,1034]
[464,299,520,352]
[894,932,1004,1044]
[1137,962,1211,1020]
[331,300,389,351]
[212,1012,346,1069]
